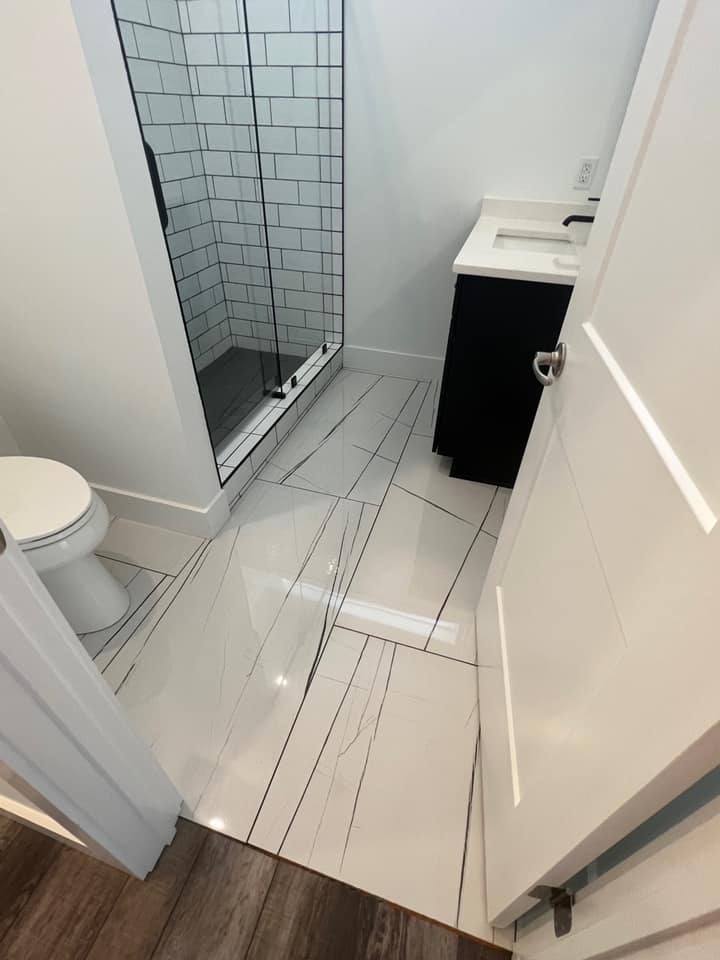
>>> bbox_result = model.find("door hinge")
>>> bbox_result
[528,886,575,938]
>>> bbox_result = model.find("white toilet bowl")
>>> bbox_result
[0,457,130,633]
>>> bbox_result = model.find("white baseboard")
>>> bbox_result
[342,344,443,381]
[93,484,229,538]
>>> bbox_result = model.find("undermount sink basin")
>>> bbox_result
[493,228,576,256]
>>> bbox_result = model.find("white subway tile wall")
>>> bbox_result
[116,0,343,372]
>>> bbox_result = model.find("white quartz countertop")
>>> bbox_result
[453,197,596,285]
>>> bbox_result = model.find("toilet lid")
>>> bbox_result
[0,457,93,544]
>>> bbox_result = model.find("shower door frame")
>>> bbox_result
[108,0,346,490]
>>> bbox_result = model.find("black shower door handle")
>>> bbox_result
[143,140,169,230]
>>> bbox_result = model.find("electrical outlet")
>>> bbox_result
[574,157,598,190]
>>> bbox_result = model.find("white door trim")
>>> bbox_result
[0,520,181,877]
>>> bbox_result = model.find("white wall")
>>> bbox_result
[0,0,227,536]
[344,0,659,373]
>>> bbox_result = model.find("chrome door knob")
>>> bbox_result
[532,342,567,386]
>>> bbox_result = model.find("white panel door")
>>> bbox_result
[478,0,720,925]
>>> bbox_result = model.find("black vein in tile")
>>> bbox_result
[91,576,166,663]
[424,490,499,653]
[332,381,431,610]
[274,635,370,854]
[194,498,344,812]
[102,542,211,680]
[278,374,383,483]
[391,482,477,526]
[337,643,396,871]
[456,735,480,926]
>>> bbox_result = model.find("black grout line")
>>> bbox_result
[339,642,395,871]
[191,494,346,811]
[128,29,345,37]
[95,553,185,578]
[455,735,480,927]
[342,385,418,499]
[98,555,143,577]
[90,575,166,663]
[422,488,498,653]
[102,542,211,681]
[342,366,431,385]
[391,481,476,526]
[303,507,354,694]
[422,502,497,653]
[97,576,171,673]
[244,524,361,843]
[338,625,479,669]
[274,373,383,483]
[273,635,370,854]
[327,381,432,606]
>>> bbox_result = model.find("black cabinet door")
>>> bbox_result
[434,274,571,487]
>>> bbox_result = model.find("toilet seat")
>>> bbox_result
[21,498,98,550]
[0,456,93,545]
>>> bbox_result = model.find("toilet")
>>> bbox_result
[0,457,130,634]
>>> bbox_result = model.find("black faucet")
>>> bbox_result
[562,214,595,227]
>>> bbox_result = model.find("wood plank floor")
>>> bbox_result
[0,816,511,959]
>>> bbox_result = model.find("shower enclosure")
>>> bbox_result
[112,0,343,481]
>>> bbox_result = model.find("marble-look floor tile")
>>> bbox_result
[347,455,396,506]
[95,575,172,679]
[279,429,372,497]
[97,374,500,943]
[377,420,411,462]
[98,518,205,576]
[413,379,440,437]
[393,435,495,527]
[425,529,496,664]
[397,380,428,427]
[337,644,481,929]
[457,737,494,942]
[114,481,377,824]
[250,632,391,860]
[99,556,139,587]
[98,558,202,684]
[260,372,421,498]
[482,486,511,538]
[190,500,377,834]
[250,633,483,931]
[247,625,368,853]
[337,482,480,650]
[82,567,164,659]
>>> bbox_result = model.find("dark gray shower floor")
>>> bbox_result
[198,346,301,451]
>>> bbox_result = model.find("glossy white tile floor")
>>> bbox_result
[89,369,510,945]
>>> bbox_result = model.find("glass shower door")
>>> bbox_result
[244,0,343,381]
[112,0,343,470]
[112,0,286,457]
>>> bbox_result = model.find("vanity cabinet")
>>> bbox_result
[433,273,572,487]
